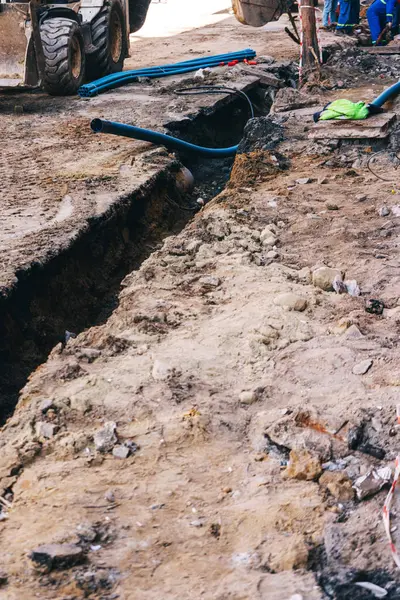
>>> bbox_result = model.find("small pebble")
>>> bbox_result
[352,359,373,375]
[104,490,115,503]
[379,205,390,217]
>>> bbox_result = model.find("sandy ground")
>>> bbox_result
[2,4,400,600]
[0,7,297,292]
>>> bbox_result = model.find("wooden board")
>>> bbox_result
[308,112,397,140]
[365,46,400,54]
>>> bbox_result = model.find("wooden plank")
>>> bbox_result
[308,112,397,139]
[365,46,400,54]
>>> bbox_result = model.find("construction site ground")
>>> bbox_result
[2,2,400,599]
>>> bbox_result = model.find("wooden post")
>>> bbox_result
[299,0,321,80]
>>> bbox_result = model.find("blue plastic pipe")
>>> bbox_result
[91,119,238,157]
[371,80,400,107]
[79,49,256,97]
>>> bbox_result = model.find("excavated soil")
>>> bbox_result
[2,6,400,600]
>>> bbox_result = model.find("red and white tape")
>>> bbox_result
[382,406,400,569]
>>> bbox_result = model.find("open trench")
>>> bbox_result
[0,84,268,424]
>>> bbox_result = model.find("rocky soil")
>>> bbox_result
[2,7,400,600]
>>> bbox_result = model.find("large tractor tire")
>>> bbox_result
[40,18,85,96]
[87,0,127,81]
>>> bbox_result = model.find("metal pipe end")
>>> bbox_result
[91,119,103,133]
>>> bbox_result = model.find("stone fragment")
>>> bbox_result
[77,348,101,363]
[267,250,279,259]
[112,445,130,459]
[105,490,116,503]
[296,178,311,185]
[283,449,322,481]
[76,524,97,543]
[239,390,257,405]
[199,276,221,288]
[319,471,355,501]
[297,267,312,284]
[379,206,390,217]
[274,293,307,312]
[355,194,367,202]
[40,399,54,413]
[30,543,85,570]
[269,535,309,572]
[312,267,344,292]
[352,359,373,375]
[35,421,57,439]
[344,324,364,340]
[70,395,92,413]
[260,227,278,246]
[94,421,117,453]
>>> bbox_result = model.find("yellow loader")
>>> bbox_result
[0,0,151,94]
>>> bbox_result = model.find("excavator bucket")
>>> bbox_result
[231,0,287,26]
[0,2,38,88]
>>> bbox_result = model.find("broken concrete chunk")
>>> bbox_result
[319,471,354,501]
[260,227,278,246]
[237,116,284,154]
[30,543,85,570]
[274,293,307,312]
[282,449,322,481]
[94,421,117,453]
[352,359,373,375]
[312,267,344,292]
[112,445,130,459]
[35,421,57,439]
[272,87,318,113]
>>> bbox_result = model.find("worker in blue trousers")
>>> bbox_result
[336,0,360,34]
[367,0,397,43]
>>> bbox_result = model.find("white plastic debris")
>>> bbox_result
[345,279,361,297]
[353,466,392,500]
[391,204,400,217]
[194,68,205,80]
[355,582,388,598]
[333,274,360,296]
